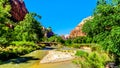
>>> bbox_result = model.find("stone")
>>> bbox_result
[9,0,28,22]
[40,50,75,63]
[69,16,93,38]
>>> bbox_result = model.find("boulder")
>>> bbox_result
[40,50,75,63]
[9,0,28,22]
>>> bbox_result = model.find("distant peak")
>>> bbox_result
[69,16,93,38]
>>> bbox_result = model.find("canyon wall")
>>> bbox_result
[69,16,93,38]
[9,0,28,22]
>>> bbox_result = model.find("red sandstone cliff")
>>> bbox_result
[9,0,28,22]
[69,16,93,38]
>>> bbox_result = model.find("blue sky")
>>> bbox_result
[24,0,97,35]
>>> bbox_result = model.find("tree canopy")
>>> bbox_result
[13,13,43,42]
[82,0,120,56]
[0,0,44,46]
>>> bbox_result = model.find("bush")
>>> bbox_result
[10,41,38,47]
[74,51,113,68]
[82,2,120,65]
[75,50,88,57]
[73,36,92,44]
[0,37,9,46]
[71,44,81,48]
[0,44,40,61]
[64,39,72,46]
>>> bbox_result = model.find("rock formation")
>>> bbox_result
[9,0,28,22]
[69,16,93,38]
[40,50,75,63]
[42,27,54,38]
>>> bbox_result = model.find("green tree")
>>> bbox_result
[0,0,11,23]
[73,36,92,43]
[13,13,43,42]
[82,0,120,64]
[97,0,106,5]
[0,0,13,46]
[47,35,65,43]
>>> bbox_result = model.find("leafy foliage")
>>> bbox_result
[0,0,11,23]
[102,27,120,55]
[0,0,13,45]
[81,0,120,66]
[75,50,88,57]
[61,39,73,46]
[82,0,120,57]
[73,36,92,43]
[74,50,112,68]
[13,13,43,42]
[43,35,65,44]
[0,0,45,61]
[0,45,38,61]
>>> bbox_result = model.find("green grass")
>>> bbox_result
[72,43,113,68]
[0,44,41,61]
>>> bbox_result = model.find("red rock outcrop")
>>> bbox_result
[69,16,93,38]
[9,0,28,22]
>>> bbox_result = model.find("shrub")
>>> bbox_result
[0,45,39,61]
[10,41,38,47]
[75,50,88,57]
[64,39,72,46]
[71,44,81,48]
[73,36,92,44]
[74,51,113,68]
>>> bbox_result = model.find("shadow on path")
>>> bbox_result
[0,56,40,65]
[41,46,56,50]
[0,47,55,65]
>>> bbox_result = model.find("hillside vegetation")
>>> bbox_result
[0,0,44,61]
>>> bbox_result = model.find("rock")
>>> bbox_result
[105,62,116,68]
[47,31,54,38]
[42,27,55,38]
[69,16,93,38]
[9,0,28,22]
[40,50,75,63]
[80,47,91,53]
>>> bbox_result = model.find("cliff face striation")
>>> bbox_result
[69,16,93,38]
[9,0,28,22]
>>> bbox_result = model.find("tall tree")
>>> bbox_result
[0,0,13,46]
[82,0,120,64]
[97,0,106,5]
[0,0,11,23]
[13,13,43,42]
